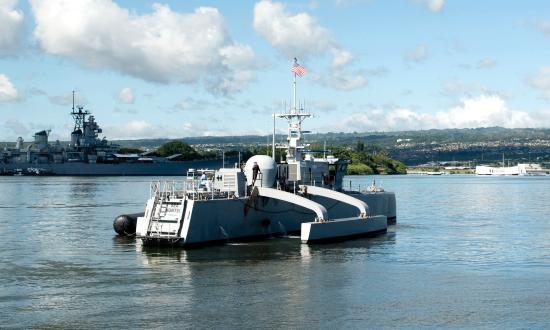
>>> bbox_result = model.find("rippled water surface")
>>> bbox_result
[1,175,549,329]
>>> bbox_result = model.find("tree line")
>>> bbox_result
[118,140,407,174]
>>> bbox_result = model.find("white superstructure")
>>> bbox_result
[475,163,549,176]
[518,163,549,176]
[129,59,396,246]
[475,165,519,176]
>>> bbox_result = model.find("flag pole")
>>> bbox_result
[293,58,297,114]
[293,71,297,114]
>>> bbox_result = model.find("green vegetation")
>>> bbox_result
[239,146,287,163]
[330,141,407,175]
[448,169,475,174]
[117,147,144,154]
[108,127,550,166]
[156,141,201,160]
[348,163,375,175]
[332,141,407,175]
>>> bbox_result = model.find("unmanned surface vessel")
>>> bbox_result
[114,62,396,245]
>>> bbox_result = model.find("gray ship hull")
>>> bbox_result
[1,158,229,176]
[139,191,396,247]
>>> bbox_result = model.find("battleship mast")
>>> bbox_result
[70,91,89,132]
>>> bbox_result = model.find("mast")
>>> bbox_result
[272,113,276,158]
[70,91,89,132]
[293,66,297,113]
[275,58,311,162]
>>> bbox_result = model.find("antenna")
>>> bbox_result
[272,113,276,159]
[273,58,313,163]
[70,91,90,132]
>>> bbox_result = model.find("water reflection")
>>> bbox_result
[2,175,550,328]
[136,239,300,265]
[132,229,398,271]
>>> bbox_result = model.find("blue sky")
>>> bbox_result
[0,0,549,141]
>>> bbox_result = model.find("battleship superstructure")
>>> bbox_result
[1,93,223,176]
[114,60,396,245]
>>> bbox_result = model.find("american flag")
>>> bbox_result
[291,58,306,77]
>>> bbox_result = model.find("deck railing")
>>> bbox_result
[149,178,236,201]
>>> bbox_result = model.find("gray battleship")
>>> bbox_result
[1,93,224,176]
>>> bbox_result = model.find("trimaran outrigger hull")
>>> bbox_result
[137,191,396,247]
[114,58,397,246]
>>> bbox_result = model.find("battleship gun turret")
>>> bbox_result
[1,91,227,175]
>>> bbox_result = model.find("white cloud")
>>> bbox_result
[105,120,156,139]
[527,66,550,99]
[405,44,428,63]
[537,21,550,36]
[113,107,137,114]
[0,0,24,55]
[0,74,19,101]
[253,0,331,59]
[1,119,59,140]
[104,120,193,139]
[207,69,257,95]
[219,44,256,68]
[415,0,445,12]
[253,0,366,91]
[329,95,547,132]
[3,118,29,136]
[61,96,550,139]
[435,95,535,128]
[103,119,264,139]
[331,48,354,68]
[334,0,373,6]
[175,99,193,111]
[532,108,550,124]
[477,58,496,69]
[30,0,258,95]
[308,1,319,9]
[48,91,87,106]
[320,68,367,90]
[441,80,466,96]
[310,100,338,112]
[440,80,508,99]
[427,0,444,12]
[174,97,215,111]
[117,87,135,104]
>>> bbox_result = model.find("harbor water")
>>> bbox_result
[1,175,549,328]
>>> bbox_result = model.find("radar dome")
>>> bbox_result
[244,155,277,187]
